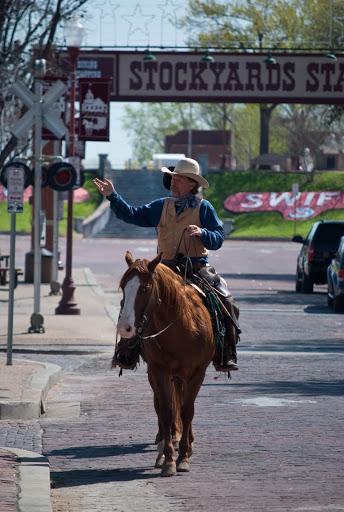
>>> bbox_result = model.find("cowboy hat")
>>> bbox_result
[161,157,209,189]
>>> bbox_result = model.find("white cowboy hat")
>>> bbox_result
[161,157,209,189]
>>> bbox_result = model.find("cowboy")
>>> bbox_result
[93,157,240,372]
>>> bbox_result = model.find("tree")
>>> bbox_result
[122,102,208,164]
[0,0,89,167]
[181,0,344,155]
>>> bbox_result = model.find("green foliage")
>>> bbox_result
[122,103,207,163]
[0,203,32,233]
[1,171,343,239]
[205,170,344,238]
[0,173,101,236]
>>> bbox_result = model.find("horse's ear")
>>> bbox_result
[125,251,134,267]
[148,252,162,274]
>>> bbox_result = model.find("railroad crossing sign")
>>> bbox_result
[11,80,68,139]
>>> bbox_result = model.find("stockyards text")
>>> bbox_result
[66,51,344,104]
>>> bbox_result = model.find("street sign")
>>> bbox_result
[11,80,68,139]
[292,182,299,197]
[7,166,24,213]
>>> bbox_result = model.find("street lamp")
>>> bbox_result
[56,16,84,315]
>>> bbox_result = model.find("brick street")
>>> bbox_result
[1,238,343,511]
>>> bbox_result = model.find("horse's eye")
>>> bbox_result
[141,284,151,293]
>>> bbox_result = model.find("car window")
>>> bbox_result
[312,223,344,249]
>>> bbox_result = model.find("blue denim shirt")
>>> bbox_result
[107,192,224,263]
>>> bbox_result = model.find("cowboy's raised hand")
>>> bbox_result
[92,177,115,196]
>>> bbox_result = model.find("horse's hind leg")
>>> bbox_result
[149,367,176,477]
[177,369,205,473]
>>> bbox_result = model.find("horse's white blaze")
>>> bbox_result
[117,275,140,338]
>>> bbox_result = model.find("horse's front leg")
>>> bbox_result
[148,366,176,476]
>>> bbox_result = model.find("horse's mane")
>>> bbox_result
[120,259,206,334]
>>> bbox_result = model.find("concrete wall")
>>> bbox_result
[83,169,168,238]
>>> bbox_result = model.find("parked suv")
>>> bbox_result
[327,236,344,312]
[293,220,344,293]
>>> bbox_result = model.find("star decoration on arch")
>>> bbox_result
[83,1,120,45]
[122,3,156,45]
[157,0,183,46]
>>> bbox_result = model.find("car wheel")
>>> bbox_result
[301,273,314,293]
[327,293,334,308]
[333,296,344,313]
[295,269,302,292]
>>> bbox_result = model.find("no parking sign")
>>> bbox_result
[7,166,25,213]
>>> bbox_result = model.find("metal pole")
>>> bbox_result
[29,65,45,333]
[55,46,80,315]
[6,213,16,365]
[52,190,59,281]
[187,104,193,157]
[50,140,62,295]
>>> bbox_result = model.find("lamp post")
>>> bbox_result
[56,16,84,315]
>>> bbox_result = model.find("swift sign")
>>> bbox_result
[62,51,344,104]
[224,191,344,220]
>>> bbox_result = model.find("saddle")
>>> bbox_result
[162,258,241,340]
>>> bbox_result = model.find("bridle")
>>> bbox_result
[119,270,175,343]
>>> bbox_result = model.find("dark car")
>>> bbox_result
[293,220,344,293]
[327,236,344,312]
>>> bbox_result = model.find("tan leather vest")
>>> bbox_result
[157,198,208,260]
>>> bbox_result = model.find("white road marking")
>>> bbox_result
[233,397,317,407]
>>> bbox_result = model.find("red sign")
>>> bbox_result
[78,78,110,141]
[224,191,344,220]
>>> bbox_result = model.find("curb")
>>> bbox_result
[1,447,52,512]
[0,359,62,420]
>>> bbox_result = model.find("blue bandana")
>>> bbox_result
[174,194,201,216]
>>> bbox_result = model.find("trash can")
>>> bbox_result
[24,249,53,283]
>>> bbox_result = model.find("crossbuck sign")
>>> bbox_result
[11,80,68,139]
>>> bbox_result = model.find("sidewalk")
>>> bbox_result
[0,267,121,511]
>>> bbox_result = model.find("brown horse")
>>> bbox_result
[116,251,215,477]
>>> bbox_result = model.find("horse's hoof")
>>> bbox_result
[161,461,177,477]
[177,459,190,472]
[155,454,165,468]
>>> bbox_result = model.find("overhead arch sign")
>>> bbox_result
[224,191,344,220]
[66,51,344,104]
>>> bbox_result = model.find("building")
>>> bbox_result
[165,129,232,170]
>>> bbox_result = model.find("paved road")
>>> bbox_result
[1,235,343,510]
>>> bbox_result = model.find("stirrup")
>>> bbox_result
[213,360,239,372]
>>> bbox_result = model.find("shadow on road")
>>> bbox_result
[241,338,344,352]
[50,466,158,487]
[236,291,328,309]
[205,379,344,396]
[46,443,155,459]
[223,273,294,282]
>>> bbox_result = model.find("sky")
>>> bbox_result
[81,0,188,168]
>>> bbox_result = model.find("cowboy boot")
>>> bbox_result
[212,296,240,372]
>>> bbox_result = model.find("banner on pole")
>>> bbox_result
[78,78,110,141]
